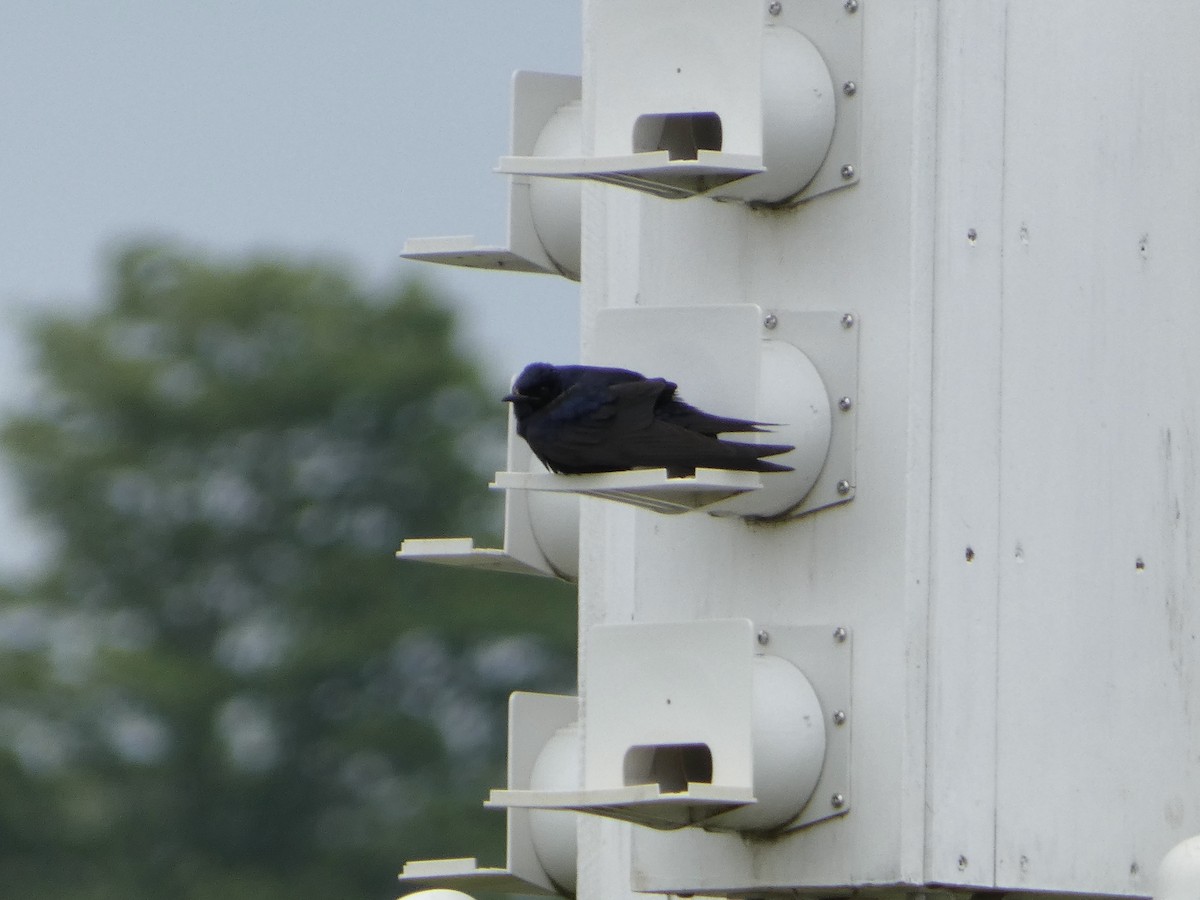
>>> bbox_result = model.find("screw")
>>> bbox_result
[833,626,847,643]
[756,629,770,646]
[840,164,856,179]
[836,479,851,495]
[842,81,857,96]
[833,710,847,726]
[838,396,853,412]
[840,312,855,329]
[768,0,782,14]
[763,313,778,330]
[831,793,846,808]
[843,0,859,11]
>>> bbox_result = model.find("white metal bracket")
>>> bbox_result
[398,413,579,581]
[401,71,582,279]
[397,692,578,897]
[491,467,763,517]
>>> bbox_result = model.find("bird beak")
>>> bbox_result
[502,392,519,403]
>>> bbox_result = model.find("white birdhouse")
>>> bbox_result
[397,0,1200,897]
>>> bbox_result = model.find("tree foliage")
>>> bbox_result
[0,244,575,900]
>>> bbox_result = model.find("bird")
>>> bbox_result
[502,362,794,478]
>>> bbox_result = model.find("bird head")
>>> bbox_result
[503,363,564,421]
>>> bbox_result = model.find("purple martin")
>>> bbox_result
[503,362,794,478]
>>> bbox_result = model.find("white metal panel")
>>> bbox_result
[990,0,1200,894]
[923,0,1009,887]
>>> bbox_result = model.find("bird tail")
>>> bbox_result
[738,440,795,473]
[681,438,795,475]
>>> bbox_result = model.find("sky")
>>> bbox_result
[0,2,582,577]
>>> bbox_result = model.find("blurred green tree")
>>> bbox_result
[0,244,576,900]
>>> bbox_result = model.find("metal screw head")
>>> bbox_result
[840,163,856,179]
[833,626,847,643]
[836,479,851,495]
[833,710,847,726]
[838,396,853,412]
[831,793,846,808]
[768,0,782,14]
[840,312,855,329]
[842,80,857,96]
[756,629,770,646]
[843,0,859,12]
[762,313,778,330]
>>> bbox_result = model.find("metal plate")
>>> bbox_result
[761,623,854,831]
[762,309,860,520]
[492,468,762,516]
[769,0,864,206]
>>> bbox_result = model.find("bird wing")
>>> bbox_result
[571,380,792,476]
[555,365,649,390]
[656,397,771,435]
[521,377,670,472]
[519,373,794,476]
[547,378,664,439]
[555,368,765,435]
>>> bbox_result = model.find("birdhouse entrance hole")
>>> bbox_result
[624,743,714,793]
[633,112,723,160]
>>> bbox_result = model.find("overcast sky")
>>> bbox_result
[0,2,582,576]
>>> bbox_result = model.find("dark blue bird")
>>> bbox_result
[503,362,794,478]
